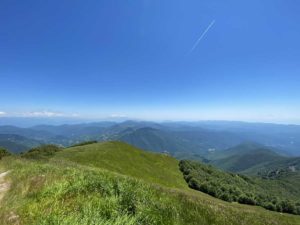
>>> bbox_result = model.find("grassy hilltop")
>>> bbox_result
[0,141,299,225]
[54,141,188,189]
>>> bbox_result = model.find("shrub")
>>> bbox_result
[238,195,256,205]
[188,178,201,190]
[280,201,296,214]
[21,145,62,160]
[0,147,11,160]
[264,203,276,211]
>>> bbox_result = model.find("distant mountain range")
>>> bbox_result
[0,120,300,157]
[0,134,42,153]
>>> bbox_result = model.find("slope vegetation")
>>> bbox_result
[0,142,299,225]
[180,160,300,215]
[55,141,187,189]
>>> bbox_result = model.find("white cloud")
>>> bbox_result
[109,113,128,118]
[19,111,81,118]
[71,113,80,117]
[21,111,65,118]
[0,111,7,116]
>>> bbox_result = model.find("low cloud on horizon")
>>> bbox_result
[1,109,300,125]
[0,110,80,118]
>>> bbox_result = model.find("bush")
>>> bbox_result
[199,182,209,193]
[280,201,296,214]
[188,178,201,190]
[21,145,62,160]
[238,195,256,205]
[0,147,11,160]
[220,193,232,202]
[264,203,276,211]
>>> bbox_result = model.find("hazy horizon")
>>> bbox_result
[1,116,300,128]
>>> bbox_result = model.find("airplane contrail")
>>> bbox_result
[188,20,216,54]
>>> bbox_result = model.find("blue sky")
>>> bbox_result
[1,0,300,123]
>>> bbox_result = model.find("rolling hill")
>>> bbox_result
[244,156,300,177]
[116,127,189,154]
[1,120,300,157]
[210,142,286,173]
[0,134,41,153]
[114,126,245,157]
[1,141,299,224]
[0,125,54,140]
[54,141,188,189]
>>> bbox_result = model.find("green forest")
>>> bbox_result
[179,160,300,215]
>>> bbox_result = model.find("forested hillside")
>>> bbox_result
[180,160,300,215]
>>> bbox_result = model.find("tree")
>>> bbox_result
[220,193,232,202]
[265,203,276,211]
[188,178,201,190]
[238,195,256,205]
[280,200,296,214]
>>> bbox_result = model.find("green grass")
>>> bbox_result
[21,144,62,160]
[55,141,188,189]
[0,142,300,225]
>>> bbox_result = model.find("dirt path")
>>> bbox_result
[0,171,10,202]
[0,171,20,225]
[0,171,20,224]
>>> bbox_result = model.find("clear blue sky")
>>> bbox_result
[1,0,300,123]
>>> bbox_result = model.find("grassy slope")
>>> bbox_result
[55,141,188,189]
[0,142,299,224]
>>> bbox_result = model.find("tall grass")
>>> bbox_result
[0,156,300,225]
[55,141,188,189]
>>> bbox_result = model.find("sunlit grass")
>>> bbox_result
[0,142,300,225]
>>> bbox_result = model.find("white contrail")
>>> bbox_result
[188,20,216,54]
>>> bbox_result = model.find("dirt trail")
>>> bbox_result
[0,171,10,202]
[0,171,20,224]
